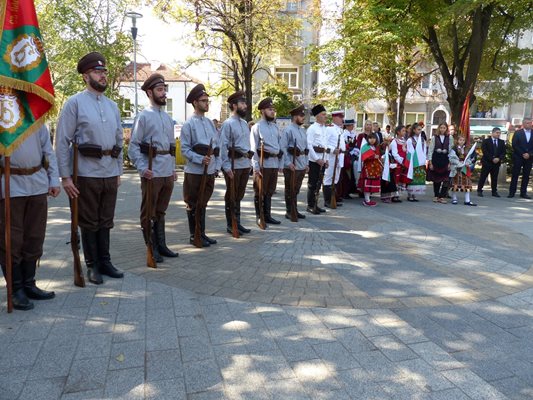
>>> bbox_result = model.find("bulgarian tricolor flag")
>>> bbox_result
[405,137,426,180]
[360,139,374,162]
[356,137,368,172]
[381,145,391,182]
[0,0,55,155]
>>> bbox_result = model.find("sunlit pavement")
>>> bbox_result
[1,171,532,399]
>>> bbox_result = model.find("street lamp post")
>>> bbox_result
[126,11,143,116]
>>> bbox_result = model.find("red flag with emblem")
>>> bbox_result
[0,0,55,155]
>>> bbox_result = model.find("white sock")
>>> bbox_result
[465,192,471,203]
[452,193,458,201]
[364,193,370,202]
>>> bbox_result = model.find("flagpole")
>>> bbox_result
[4,157,13,313]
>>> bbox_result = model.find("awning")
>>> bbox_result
[469,125,507,136]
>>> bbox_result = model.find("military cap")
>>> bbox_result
[141,73,166,92]
[344,119,355,125]
[227,90,246,104]
[331,110,345,117]
[186,83,209,104]
[257,97,274,110]
[290,104,305,116]
[77,52,106,74]
[311,104,326,117]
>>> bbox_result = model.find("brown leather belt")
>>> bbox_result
[288,147,309,156]
[313,146,325,153]
[0,165,42,175]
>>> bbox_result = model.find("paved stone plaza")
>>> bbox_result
[1,171,533,399]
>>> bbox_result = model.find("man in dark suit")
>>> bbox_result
[477,128,506,197]
[508,118,533,199]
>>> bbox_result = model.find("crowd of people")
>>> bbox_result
[1,50,532,312]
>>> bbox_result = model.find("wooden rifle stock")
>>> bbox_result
[257,138,266,230]
[229,139,240,238]
[313,151,326,213]
[330,133,342,209]
[290,139,298,222]
[145,140,157,268]
[193,139,213,248]
[71,139,85,287]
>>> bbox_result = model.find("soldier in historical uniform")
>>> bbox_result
[323,110,345,208]
[128,73,178,260]
[306,104,328,214]
[250,97,282,226]
[219,91,253,234]
[56,52,124,285]
[280,104,308,220]
[0,124,60,310]
[180,83,221,247]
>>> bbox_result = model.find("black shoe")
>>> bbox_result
[238,224,251,234]
[391,197,402,203]
[307,206,320,215]
[477,191,483,197]
[189,235,210,247]
[88,268,103,285]
[464,201,477,206]
[202,234,217,245]
[24,285,55,300]
[297,211,306,219]
[507,193,515,198]
[492,192,501,198]
[265,216,281,225]
[318,206,326,213]
[13,288,34,311]
[285,213,291,220]
[99,262,124,279]
[520,194,532,199]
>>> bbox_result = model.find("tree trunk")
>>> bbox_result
[386,98,397,128]
[397,84,409,127]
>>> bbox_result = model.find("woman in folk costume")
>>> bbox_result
[449,134,477,206]
[405,122,427,201]
[359,132,383,207]
[427,122,453,204]
[390,125,409,200]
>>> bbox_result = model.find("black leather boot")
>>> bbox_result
[97,229,124,278]
[201,209,217,245]
[155,218,178,257]
[2,263,34,310]
[188,210,210,247]
[81,229,103,285]
[254,196,264,228]
[264,196,280,224]
[236,202,251,233]
[323,186,332,208]
[225,204,234,234]
[284,196,292,220]
[21,259,55,300]
[143,225,163,263]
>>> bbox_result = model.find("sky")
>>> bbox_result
[131,5,215,84]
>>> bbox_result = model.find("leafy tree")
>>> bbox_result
[381,0,533,126]
[151,0,300,120]
[313,0,431,126]
[256,81,298,118]
[36,0,136,115]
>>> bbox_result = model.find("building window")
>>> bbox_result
[275,67,299,89]
[165,98,173,118]
[355,112,365,129]
[420,74,431,89]
[286,0,300,12]
[405,112,425,126]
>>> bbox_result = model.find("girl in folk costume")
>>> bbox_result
[449,134,477,206]
[380,135,400,203]
[405,122,427,202]
[359,132,383,207]
[427,122,453,204]
[390,125,409,200]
